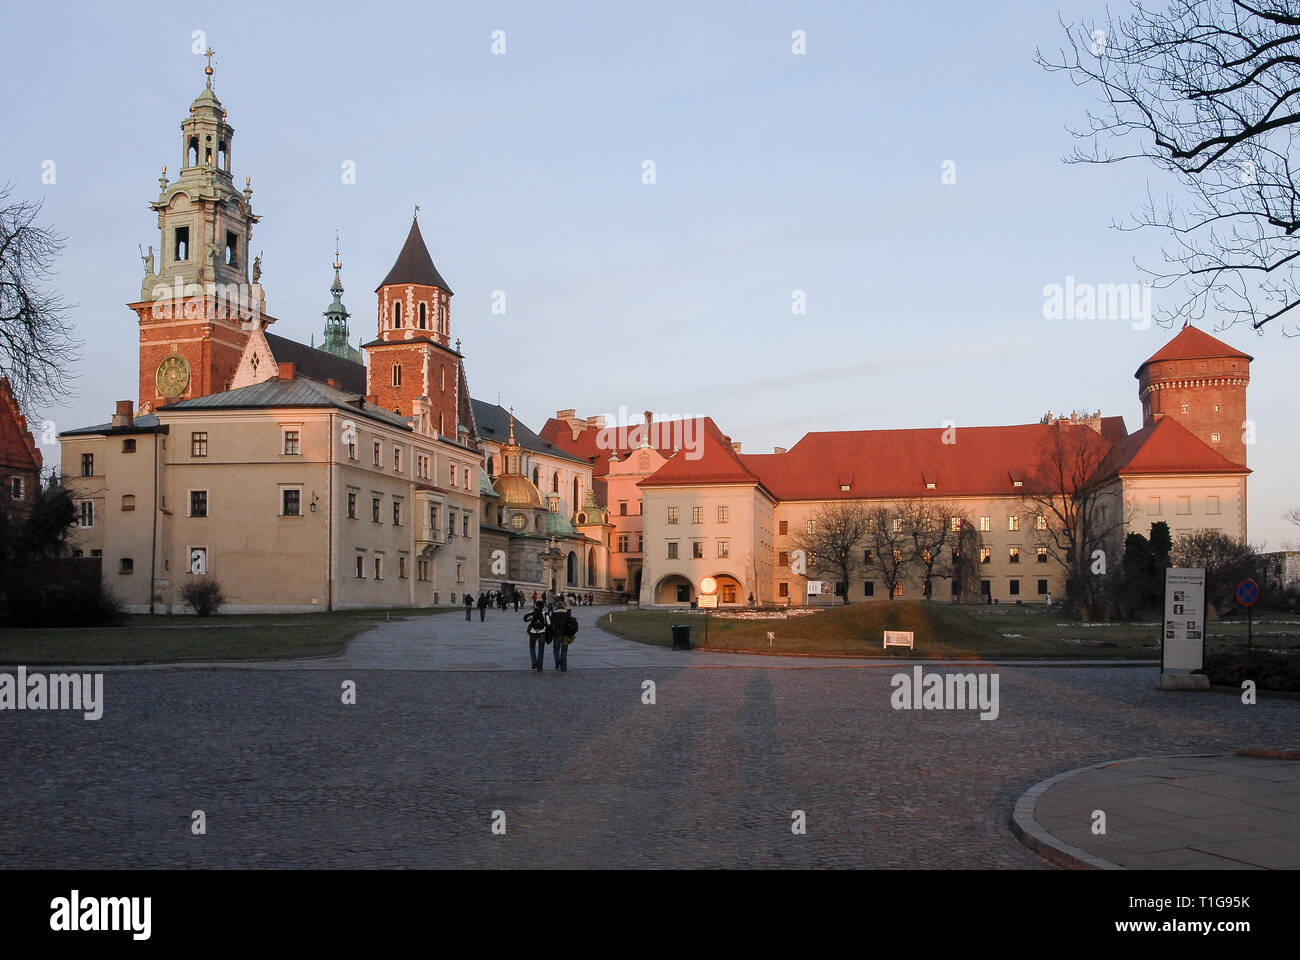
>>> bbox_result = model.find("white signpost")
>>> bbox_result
[697,595,718,609]
[1162,567,1206,673]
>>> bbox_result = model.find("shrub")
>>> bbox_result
[1200,651,1300,693]
[181,579,226,617]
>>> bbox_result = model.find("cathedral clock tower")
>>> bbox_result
[130,53,276,412]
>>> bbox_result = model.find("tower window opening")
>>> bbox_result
[218,141,227,169]
[393,302,402,328]
[174,226,190,261]
[392,363,402,387]
[418,303,427,329]
[187,137,198,166]
[204,135,213,165]
[224,231,238,267]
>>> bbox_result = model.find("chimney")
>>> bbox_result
[277,362,295,380]
[557,409,576,420]
[111,399,133,428]
[773,446,786,455]
[587,414,606,429]
[326,378,341,389]
[731,441,743,453]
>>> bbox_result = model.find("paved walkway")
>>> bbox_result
[1014,753,1300,869]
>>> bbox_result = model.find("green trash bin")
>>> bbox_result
[671,623,691,650]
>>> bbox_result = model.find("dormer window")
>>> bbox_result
[925,481,936,490]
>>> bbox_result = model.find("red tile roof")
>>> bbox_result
[635,418,768,489]
[1093,415,1249,479]
[1138,325,1252,371]
[540,416,704,476]
[0,377,42,475]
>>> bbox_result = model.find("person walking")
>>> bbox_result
[464,592,474,621]
[550,597,576,671]
[524,600,550,671]
[477,592,488,621]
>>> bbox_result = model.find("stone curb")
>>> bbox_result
[1010,754,1223,871]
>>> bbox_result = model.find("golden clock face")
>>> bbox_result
[155,354,191,398]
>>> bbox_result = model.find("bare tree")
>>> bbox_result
[1038,1,1300,335]
[1022,420,1126,615]
[1172,528,1262,610]
[865,506,913,600]
[1285,506,1300,529]
[789,501,871,604]
[899,500,969,599]
[0,185,78,407]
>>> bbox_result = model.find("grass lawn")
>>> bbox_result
[599,601,1300,660]
[0,607,455,666]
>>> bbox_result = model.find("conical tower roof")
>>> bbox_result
[376,216,452,293]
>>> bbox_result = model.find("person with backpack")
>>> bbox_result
[477,592,488,621]
[524,600,550,671]
[550,597,578,671]
[464,592,474,621]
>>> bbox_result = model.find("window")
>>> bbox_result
[1181,402,1189,414]
[779,520,788,535]
[417,560,430,582]
[981,579,991,596]
[552,472,559,494]
[864,581,875,597]
[464,467,470,488]
[120,494,134,511]
[619,501,628,516]
[980,547,991,564]
[1146,496,1161,515]
[692,541,705,559]
[863,549,875,565]
[510,513,525,531]
[347,490,357,519]
[10,477,24,499]
[778,582,789,598]
[1207,495,1220,515]
[374,556,383,580]
[1036,547,1048,563]
[667,507,678,524]
[77,501,94,527]
[778,551,789,566]
[418,303,427,329]
[1210,432,1221,444]
[189,490,208,518]
[429,504,438,529]
[448,511,456,538]
[372,497,381,523]
[1035,515,1047,531]
[122,438,136,454]
[638,500,643,515]
[892,582,903,598]
[1008,515,1020,532]
[174,226,190,261]
[951,580,961,597]
[950,516,961,532]
[462,515,470,537]
[978,516,990,532]
[1009,580,1021,596]
[190,432,207,457]
[692,506,702,524]
[282,489,301,516]
[81,453,94,477]
[617,534,629,552]
[393,302,402,328]
[283,430,301,455]
[449,463,457,487]
[417,454,429,479]
[717,540,730,558]
[440,367,446,392]
[1008,547,1020,564]
[224,231,238,267]
[667,541,679,559]
[1038,579,1049,595]
[842,484,852,492]
[1177,495,1191,515]
[347,437,357,460]
[636,534,642,552]
[721,583,737,603]
[374,440,382,466]
[399,556,408,579]
[392,364,402,387]
[120,558,134,574]
[393,499,403,526]
[808,519,817,536]
[393,447,402,472]
[456,562,465,583]
[717,505,729,523]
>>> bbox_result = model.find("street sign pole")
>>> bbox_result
[1236,578,1259,653]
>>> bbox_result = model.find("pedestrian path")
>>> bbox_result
[1013,753,1300,869]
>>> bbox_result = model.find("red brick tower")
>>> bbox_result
[130,57,274,412]
[1135,325,1252,467]
[364,214,462,439]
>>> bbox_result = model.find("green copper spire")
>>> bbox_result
[319,234,362,363]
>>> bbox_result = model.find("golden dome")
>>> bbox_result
[493,472,543,507]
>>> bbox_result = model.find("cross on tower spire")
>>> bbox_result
[204,48,216,87]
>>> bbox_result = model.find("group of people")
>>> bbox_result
[524,595,580,672]
[464,589,595,621]
[561,592,596,607]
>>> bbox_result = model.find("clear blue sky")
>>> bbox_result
[3,0,1295,546]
